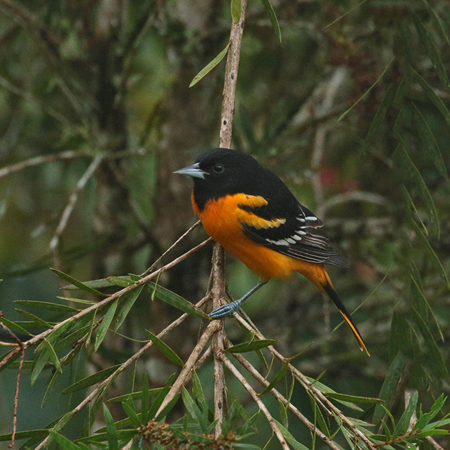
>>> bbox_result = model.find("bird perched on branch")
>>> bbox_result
[175,148,368,355]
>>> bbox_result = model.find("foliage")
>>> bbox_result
[0,0,449,449]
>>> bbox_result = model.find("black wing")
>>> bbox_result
[239,200,348,268]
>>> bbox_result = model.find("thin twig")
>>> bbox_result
[154,320,222,418]
[34,294,212,450]
[219,0,247,150]
[0,148,146,179]
[210,244,227,438]
[50,155,104,268]
[233,313,377,449]
[0,238,213,366]
[0,316,25,450]
[142,220,201,276]
[226,339,342,450]
[220,353,290,450]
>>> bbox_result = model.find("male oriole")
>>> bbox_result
[175,148,369,354]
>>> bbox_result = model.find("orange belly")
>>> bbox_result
[192,193,329,287]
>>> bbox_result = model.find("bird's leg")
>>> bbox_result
[208,280,267,319]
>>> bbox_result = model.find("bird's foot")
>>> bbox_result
[208,299,242,319]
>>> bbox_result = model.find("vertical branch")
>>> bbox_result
[218,0,247,149]
[211,0,248,439]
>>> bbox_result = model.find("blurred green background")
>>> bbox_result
[0,0,449,448]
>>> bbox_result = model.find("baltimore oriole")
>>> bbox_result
[175,148,369,354]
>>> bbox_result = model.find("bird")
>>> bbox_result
[174,148,369,354]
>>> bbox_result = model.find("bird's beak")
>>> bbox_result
[173,162,208,180]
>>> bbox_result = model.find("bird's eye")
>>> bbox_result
[213,164,224,173]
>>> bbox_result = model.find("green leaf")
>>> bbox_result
[182,388,209,434]
[49,431,81,450]
[40,338,62,373]
[413,15,449,88]
[261,359,290,395]
[411,103,448,178]
[61,364,121,394]
[360,82,396,155]
[226,339,276,353]
[389,312,411,363]
[42,370,62,407]
[107,276,135,287]
[310,395,331,437]
[339,57,393,122]
[103,404,119,450]
[122,399,142,428]
[373,352,407,424]
[146,282,208,319]
[0,429,48,442]
[141,376,150,424]
[0,316,32,336]
[396,142,440,237]
[63,277,114,290]
[94,300,119,351]
[15,309,51,328]
[57,296,96,305]
[15,300,78,313]
[108,388,163,403]
[51,268,107,296]
[324,392,383,405]
[412,69,450,128]
[260,0,282,42]
[415,394,446,430]
[31,349,51,385]
[231,0,241,23]
[148,374,176,420]
[411,220,450,289]
[411,307,448,379]
[274,420,310,450]
[145,330,184,366]
[410,271,444,341]
[396,391,418,434]
[191,371,208,416]
[420,0,450,44]
[114,285,144,332]
[189,44,230,88]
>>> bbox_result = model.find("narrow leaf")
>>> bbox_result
[15,300,78,313]
[40,338,62,373]
[226,339,276,353]
[51,268,107,296]
[15,309,51,328]
[261,359,290,395]
[148,374,176,419]
[361,82,396,154]
[274,420,310,450]
[103,404,119,450]
[396,142,440,237]
[231,0,241,23]
[48,431,80,450]
[324,392,383,405]
[189,44,230,88]
[182,388,209,434]
[107,276,135,287]
[411,103,448,178]
[411,219,450,289]
[396,391,419,434]
[114,285,144,332]
[413,15,449,88]
[31,350,51,385]
[373,352,407,424]
[146,282,208,319]
[260,0,282,42]
[339,58,393,122]
[0,316,32,336]
[412,69,450,128]
[94,300,119,351]
[415,394,446,429]
[108,388,163,403]
[420,0,450,44]
[61,365,121,395]
[411,307,448,379]
[145,331,184,366]
[122,400,141,428]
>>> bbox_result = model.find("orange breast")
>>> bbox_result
[192,192,327,284]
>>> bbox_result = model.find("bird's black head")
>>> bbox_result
[175,148,273,210]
